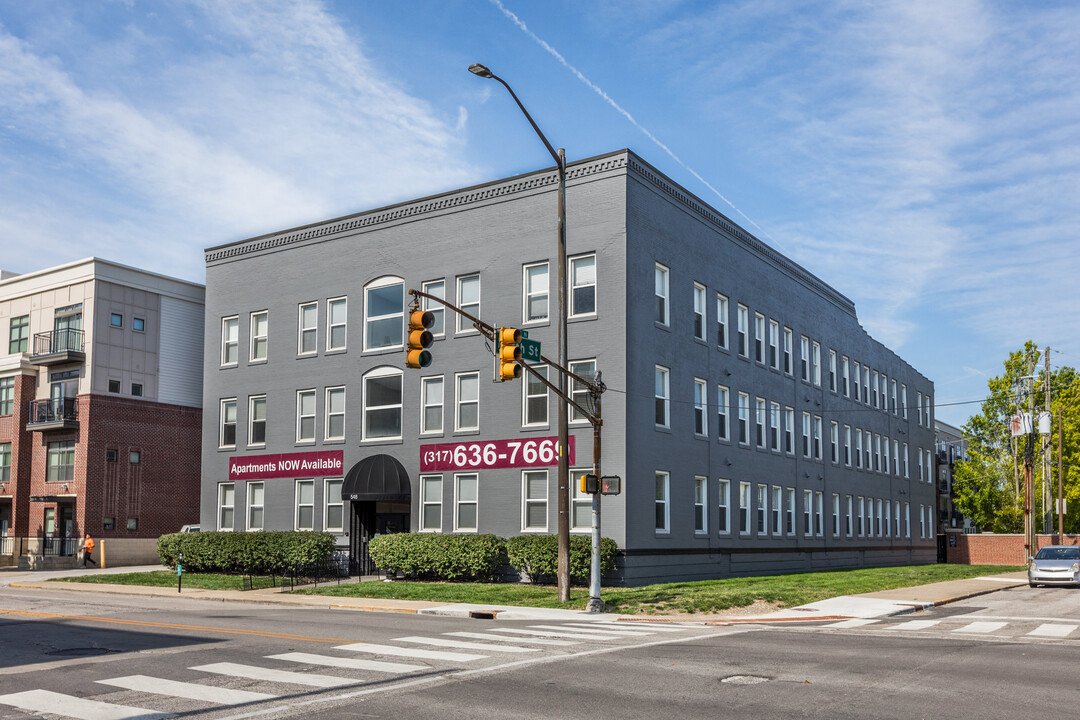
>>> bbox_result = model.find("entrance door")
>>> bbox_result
[349,502,376,576]
[60,505,75,556]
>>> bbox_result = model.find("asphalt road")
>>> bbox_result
[1,583,1078,719]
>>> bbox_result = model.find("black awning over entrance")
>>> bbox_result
[341,454,412,501]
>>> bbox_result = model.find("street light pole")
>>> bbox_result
[469,63,572,602]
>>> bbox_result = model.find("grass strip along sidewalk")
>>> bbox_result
[53,564,1021,615]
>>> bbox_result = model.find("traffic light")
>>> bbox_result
[495,326,522,381]
[406,310,435,368]
[579,473,600,494]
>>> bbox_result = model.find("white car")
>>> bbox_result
[1028,545,1080,587]
[179,524,201,533]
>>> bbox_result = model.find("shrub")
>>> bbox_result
[506,534,618,584]
[157,531,335,575]
[368,533,506,581]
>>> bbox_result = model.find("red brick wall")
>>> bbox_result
[0,374,37,539]
[946,533,1080,565]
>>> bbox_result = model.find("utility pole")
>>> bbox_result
[1024,364,1035,559]
[1044,347,1052,535]
[1058,406,1065,542]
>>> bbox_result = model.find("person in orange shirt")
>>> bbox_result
[80,533,97,568]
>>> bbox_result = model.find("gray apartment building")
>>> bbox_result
[200,149,937,584]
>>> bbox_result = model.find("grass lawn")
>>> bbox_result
[53,564,1024,614]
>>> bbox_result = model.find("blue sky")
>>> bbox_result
[1,0,1078,427]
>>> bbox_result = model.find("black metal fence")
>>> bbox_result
[241,551,352,591]
[40,536,77,556]
[32,329,84,356]
[29,397,78,425]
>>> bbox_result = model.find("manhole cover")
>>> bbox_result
[720,675,770,685]
[46,647,113,657]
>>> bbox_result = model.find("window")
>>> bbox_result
[769,402,780,451]
[716,294,729,348]
[865,430,872,469]
[422,280,445,337]
[133,317,145,333]
[739,482,751,535]
[754,313,765,363]
[327,297,347,351]
[248,395,266,446]
[694,379,708,436]
[803,489,812,536]
[801,412,811,458]
[131,383,142,397]
[736,305,748,356]
[108,379,121,394]
[572,472,591,531]
[844,425,852,466]
[420,376,444,434]
[920,505,926,538]
[296,390,316,442]
[881,374,888,412]
[895,501,901,536]
[925,395,933,428]
[455,274,481,334]
[325,387,346,441]
[846,496,853,537]
[812,342,821,386]
[296,480,315,531]
[365,278,404,349]
[815,491,824,536]
[891,379,898,414]
[247,482,264,531]
[842,356,850,397]
[421,475,443,531]
[0,377,13,414]
[872,370,880,408]
[772,486,782,536]
[876,499,883,536]
[902,384,908,419]
[455,372,479,432]
[858,497,865,536]
[905,502,911,538]
[863,366,871,406]
[830,421,839,463]
[523,366,549,426]
[655,366,670,428]
[523,470,548,531]
[717,479,730,534]
[126,517,138,531]
[755,397,766,448]
[893,439,900,476]
[693,283,707,340]
[856,428,863,469]
[220,399,237,448]
[927,450,933,483]
[250,311,268,362]
[0,442,10,483]
[757,484,768,535]
[456,474,478,531]
[853,362,861,402]
[813,416,822,460]
[694,476,708,534]
[221,316,239,366]
[129,451,140,464]
[654,264,669,325]
[762,320,776,370]
[325,478,344,532]
[785,488,796,535]
[570,254,596,317]
[103,517,115,530]
[106,448,118,463]
[298,302,318,355]
[8,315,29,354]
[874,434,882,472]
[218,483,235,531]
[829,350,837,392]
[832,493,840,536]
[655,472,670,533]
[363,368,403,440]
[569,359,596,424]
[783,327,793,374]
[784,406,795,454]
[717,385,730,441]
[110,313,123,328]
[738,393,749,444]
[524,262,549,323]
[903,443,910,478]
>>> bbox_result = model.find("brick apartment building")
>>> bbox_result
[0,259,204,567]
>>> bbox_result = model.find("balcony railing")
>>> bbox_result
[30,329,85,365]
[0,536,11,555]
[41,536,77,557]
[27,397,78,431]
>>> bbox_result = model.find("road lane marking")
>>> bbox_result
[953,622,1008,634]
[602,623,692,632]
[1027,623,1078,638]
[268,652,425,674]
[334,642,485,662]
[888,620,941,631]
[560,622,657,635]
[393,636,538,653]
[192,662,353,688]
[444,631,578,646]
[96,675,274,704]
[824,619,880,629]
[0,689,173,720]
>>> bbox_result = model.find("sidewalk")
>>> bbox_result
[0,564,1030,624]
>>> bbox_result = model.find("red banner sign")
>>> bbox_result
[229,450,344,480]
[420,436,575,472]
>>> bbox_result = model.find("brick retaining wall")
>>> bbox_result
[946,533,1080,565]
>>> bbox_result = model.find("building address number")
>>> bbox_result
[420,436,576,472]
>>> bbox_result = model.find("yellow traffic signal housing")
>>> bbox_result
[406,310,435,369]
[495,326,522,381]
[580,473,600,494]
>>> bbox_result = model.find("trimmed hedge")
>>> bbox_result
[506,534,618,584]
[368,533,506,581]
[157,531,335,575]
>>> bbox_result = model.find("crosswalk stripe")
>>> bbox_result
[334,642,486,662]
[953,622,1008,634]
[444,631,578,646]
[560,623,657,635]
[96,676,273,705]
[588,623,690,632]
[1027,623,1078,638]
[393,636,538,653]
[485,627,626,640]
[0,689,173,720]
[528,624,648,637]
[888,620,941,631]
[191,662,352,688]
[824,619,880,629]
[268,652,425,674]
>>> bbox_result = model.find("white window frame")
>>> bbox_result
[324,478,344,533]
[769,402,780,452]
[902,384,908,419]
[295,479,315,531]
[569,254,596,318]
[522,469,549,532]
[842,355,850,397]
[455,371,480,432]
[296,389,316,443]
[813,415,822,460]
[456,274,481,334]
[219,398,237,449]
[737,304,748,357]
[422,280,446,338]
[815,491,824,537]
[655,471,670,534]
[655,366,670,429]
[858,496,866,536]
[832,493,840,537]
[249,310,268,363]
[853,361,862,402]
[785,488,796,535]
[801,411,811,458]
[803,489,813,537]
[693,283,707,341]
[694,475,708,534]
[844,425,852,466]
[694,378,708,436]
[784,406,795,454]
[717,385,730,441]
[754,312,765,363]
[247,481,265,532]
[829,349,837,392]
[455,473,479,532]
[218,483,235,531]
[755,397,766,449]
[812,341,821,386]
[800,335,810,381]
[738,392,750,445]
[221,316,239,367]
[298,302,318,356]
[739,481,751,535]
[717,479,730,535]
[571,468,592,532]
[248,395,266,448]
[327,297,347,352]
[420,475,443,532]
[523,365,549,427]
[716,294,729,349]
[361,367,403,441]
[856,428,864,469]
[771,485,782,537]
[783,327,793,375]
[420,375,444,435]
[654,263,670,326]
[757,483,768,536]
[769,319,779,370]
[830,421,839,464]
[845,495,853,537]
[325,386,346,441]
[569,359,596,425]
[364,277,404,351]
[523,262,550,324]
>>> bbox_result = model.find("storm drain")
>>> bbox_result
[720,675,770,685]
[45,647,114,657]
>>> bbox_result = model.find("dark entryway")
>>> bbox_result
[341,455,411,575]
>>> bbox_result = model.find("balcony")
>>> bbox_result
[30,329,85,366]
[26,397,78,431]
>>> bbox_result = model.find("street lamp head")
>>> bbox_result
[468,63,494,78]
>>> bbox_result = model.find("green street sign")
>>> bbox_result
[520,338,541,362]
